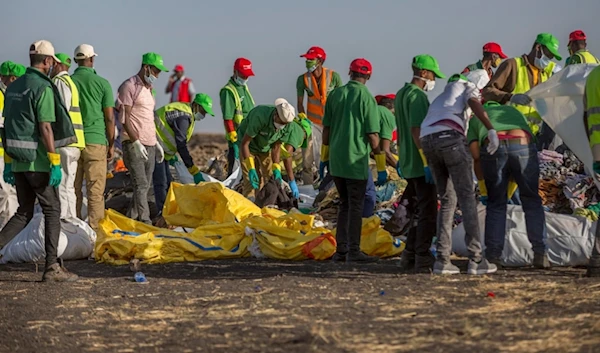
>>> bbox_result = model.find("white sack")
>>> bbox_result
[173,158,241,189]
[0,160,18,229]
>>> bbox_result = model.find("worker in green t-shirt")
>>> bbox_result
[278,119,311,199]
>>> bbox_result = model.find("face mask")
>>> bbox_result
[413,76,435,91]
[492,57,502,68]
[234,76,247,86]
[534,49,551,69]
[47,65,54,77]
[274,121,285,130]
[144,67,157,85]
[306,60,317,72]
[194,112,205,121]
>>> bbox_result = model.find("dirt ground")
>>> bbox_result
[1,259,599,353]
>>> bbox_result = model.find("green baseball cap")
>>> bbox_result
[55,53,71,68]
[193,93,214,116]
[0,61,26,77]
[412,54,446,79]
[535,33,562,61]
[142,52,169,72]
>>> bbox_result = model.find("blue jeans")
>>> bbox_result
[481,142,546,259]
[152,159,172,214]
[363,172,376,218]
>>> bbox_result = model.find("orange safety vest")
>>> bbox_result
[303,68,333,125]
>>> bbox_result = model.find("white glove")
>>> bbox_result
[510,94,532,106]
[132,140,148,161]
[487,129,499,155]
[155,142,164,163]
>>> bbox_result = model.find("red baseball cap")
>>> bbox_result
[174,64,184,72]
[569,30,586,42]
[375,94,396,104]
[234,58,255,77]
[349,58,372,75]
[300,46,326,61]
[483,42,507,59]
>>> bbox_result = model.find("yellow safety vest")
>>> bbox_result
[54,75,85,148]
[0,89,4,156]
[223,82,255,125]
[586,66,600,160]
[512,57,555,135]
[154,102,195,159]
[572,50,600,65]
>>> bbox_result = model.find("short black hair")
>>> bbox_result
[483,51,495,59]
[378,97,394,110]
[30,54,47,66]
[350,71,369,80]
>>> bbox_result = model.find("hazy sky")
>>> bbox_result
[3,0,600,133]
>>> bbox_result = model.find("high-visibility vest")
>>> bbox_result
[54,75,85,149]
[154,102,195,159]
[303,68,333,125]
[586,66,600,159]
[171,78,192,103]
[222,82,255,126]
[0,89,4,157]
[512,57,555,135]
[571,50,600,65]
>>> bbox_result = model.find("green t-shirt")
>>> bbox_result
[280,121,306,151]
[395,83,429,179]
[378,105,396,140]
[219,78,255,122]
[237,105,288,154]
[322,80,379,180]
[71,67,114,145]
[296,70,343,97]
[12,87,55,173]
[467,104,532,145]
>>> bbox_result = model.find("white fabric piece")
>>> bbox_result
[311,123,323,166]
[528,63,600,189]
[58,146,81,220]
[451,204,596,267]
[465,69,490,90]
[298,185,318,209]
[0,160,18,229]
[173,158,242,189]
[0,215,96,264]
[53,72,72,112]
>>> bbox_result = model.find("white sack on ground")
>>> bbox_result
[529,63,600,189]
[0,215,96,264]
[173,158,241,189]
[451,204,596,267]
[0,160,18,229]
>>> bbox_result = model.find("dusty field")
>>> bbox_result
[1,259,599,353]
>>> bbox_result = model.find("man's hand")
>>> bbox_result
[168,155,179,166]
[48,152,62,188]
[107,145,115,161]
[510,94,532,106]
[375,153,387,186]
[132,140,149,161]
[289,180,299,199]
[3,162,14,186]
[486,129,499,155]
[155,143,165,163]
[272,164,283,183]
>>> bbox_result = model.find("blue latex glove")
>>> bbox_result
[232,143,240,160]
[376,171,387,186]
[3,163,15,186]
[49,165,62,187]
[395,161,404,179]
[273,169,282,182]
[248,169,260,189]
[193,172,205,184]
[319,161,328,180]
[424,166,434,184]
[289,180,299,199]
[168,155,179,166]
[480,195,488,206]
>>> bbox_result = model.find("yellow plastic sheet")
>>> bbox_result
[333,216,405,258]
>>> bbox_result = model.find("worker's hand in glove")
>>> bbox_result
[272,164,283,183]
[188,165,205,184]
[3,162,14,186]
[168,155,179,166]
[486,129,499,155]
[395,161,404,179]
[226,131,238,143]
[375,153,388,186]
[510,94,532,106]
[289,180,299,199]
[244,157,260,189]
[298,113,307,120]
[155,143,164,163]
[480,195,488,206]
[478,180,488,205]
[132,140,148,161]
[319,144,329,180]
[232,143,240,160]
[418,149,435,184]
[47,152,62,188]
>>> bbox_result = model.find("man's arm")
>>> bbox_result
[220,88,237,135]
[381,139,396,166]
[469,141,484,180]
[322,126,330,146]
[468,98,495,130]
[368,133,381,154]
[241,134,252,160]
[39,122,56,154]
[296,75,305,114]
[104,107,115,159]
[188,80,196,98]
[36,87,56,154]
[171,114,194,168]
[122,105,138,141]
[271,141,282,165]
[482,58,517,104]
[282,144,295,181]
[165,74,175,94]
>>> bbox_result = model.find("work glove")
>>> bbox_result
[375,153,387,186]
[3,155,14,186]
[226,130,238,143]
[244,157,260,190]
[168,155,179,166]
[232,143,240,160]
[510,94,532,106]
[289,180,299,199]
[298,112,307,120]
[155,143,164,163]
[48,152,62,188]
[272,164,282,183]
[132,140,148,161]
[507,178,518,200]
[486,129,499,155]
[419,149,434,184]
[188,165,205,184]
[319,144,329,180]
[478,179,488,205]
[395,161,404,179]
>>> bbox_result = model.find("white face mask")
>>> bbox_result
[234,76,247,86]
[274,121,285,130]
[534,50,552,69]
[194,112,205,121]
[413,76,435,91]
[144,68,157,85]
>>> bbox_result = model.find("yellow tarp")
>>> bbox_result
[333,216,405,258]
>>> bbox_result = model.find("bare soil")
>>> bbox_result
[1,259,599,353]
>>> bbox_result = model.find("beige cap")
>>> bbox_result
[275,98,296,124]
[74,44,98,60]
[29,40,59,61]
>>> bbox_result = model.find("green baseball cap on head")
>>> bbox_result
[142,52,169,72]
[535,33,562,61]
[55,53,71,68]
[193,93,214,116]
[0,61,26,77]
[412,54,446,78]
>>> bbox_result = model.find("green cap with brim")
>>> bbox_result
[193,93,215,116]
[142,52,169,72]
[535,33,562,61]
[55,53,71,68]
[0,61,26,77]
[412,54,446,79]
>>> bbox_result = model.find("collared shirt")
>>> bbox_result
[164,109,194,168]
[170,75,195,103]
[53,71,72,112]
[117,75,157,146]
[482,55,543,104]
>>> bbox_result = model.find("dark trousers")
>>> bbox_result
[333,177,368,255]
[152,159,172,214]
[227,142,236,177]
[0,172,60,268]
[402,176,438,258]
[536,122,555,151]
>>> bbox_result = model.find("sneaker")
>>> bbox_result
[414,253,435,274]
[467,258,498,275]
[42,260,79,282]
[346,252,379,263]
[533,253,551,269]
[331,252,347,263]
[586,266,600,278]
[488,257,503,269]
[397,252,415,272]
[433,260,460,275]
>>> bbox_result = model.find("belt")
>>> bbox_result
[428,129,462,139]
